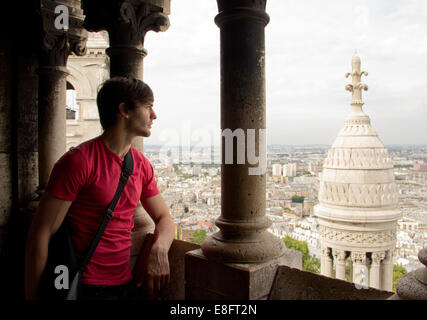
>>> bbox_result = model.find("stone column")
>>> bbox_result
[322,247,333,277]
[352,252,368,287]
[381,249,394,291]
[37,1,88,189]
[185,1,302,300]
[369,251,385,290]
[333,249,347,280]
[37,65,68,188]
[320,245,326,275]
[201,0,284,264]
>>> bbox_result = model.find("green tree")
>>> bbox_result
[291,195,305,203]
[189,230,207,245]
[345,264,351,281]
[176,224,181,240]
[282,236,320,273]
[393,264,407,292]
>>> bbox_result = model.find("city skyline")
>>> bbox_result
[142,0,427,146]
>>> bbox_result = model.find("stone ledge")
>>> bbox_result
[269,265,394,300]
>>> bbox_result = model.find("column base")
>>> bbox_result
[201,229,285,263]
[185,248,302,300]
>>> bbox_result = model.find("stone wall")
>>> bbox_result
[0,38,13,256]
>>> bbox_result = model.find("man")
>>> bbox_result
[25,77,175,300]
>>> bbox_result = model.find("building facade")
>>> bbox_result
[66,31,108,150]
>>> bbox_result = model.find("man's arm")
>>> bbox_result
[24,192,72,300]
[140,193,175,299]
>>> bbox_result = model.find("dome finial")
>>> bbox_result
[345,52,368,106]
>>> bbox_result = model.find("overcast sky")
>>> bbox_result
[142,0,427,146]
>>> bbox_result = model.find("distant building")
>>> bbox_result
[66,31,109,150]
[308,162,318,173]
[192,165,202,176]
[413,163,427,171]
[272,163,282,177]
[283,163,296,177]
[398,217,418,232]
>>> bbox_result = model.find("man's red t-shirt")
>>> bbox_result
[46,136,160,285]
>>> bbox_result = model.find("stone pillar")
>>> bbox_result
[201,0,284,264]
[320,246,326,275]
[321,246,333,277]
[381,249,394,291]
[333,249,347,280]
[352,251,368,287]
[37,65,68,188]
[37,1,88,189]
[186,1,301,300]
[369,251,385,290]
[323,247,333,277]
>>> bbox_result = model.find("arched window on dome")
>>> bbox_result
[66,81,79,121]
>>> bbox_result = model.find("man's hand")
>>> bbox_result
[137,194,175,300]
[136,233,170,299]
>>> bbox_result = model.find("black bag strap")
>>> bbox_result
[79,150,134,272]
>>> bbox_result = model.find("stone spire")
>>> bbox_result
[345,53,368,107]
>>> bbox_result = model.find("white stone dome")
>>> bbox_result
[319,109,398,212]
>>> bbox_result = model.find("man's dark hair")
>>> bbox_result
[96,77,154,130]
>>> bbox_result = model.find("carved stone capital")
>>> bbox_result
[382,249,394,264]
[40,0,88,66]
[372,251,386,265]
[351,251,367,265]
[83,0,170,49]
[332,249,347,262]
[40,33,70,66]
[321,246,332,259]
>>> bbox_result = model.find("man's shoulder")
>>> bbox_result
[68,137,99,155]
[60,137,99,165]
[130,148,153,168]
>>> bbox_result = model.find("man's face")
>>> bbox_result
[127,101,157,137]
